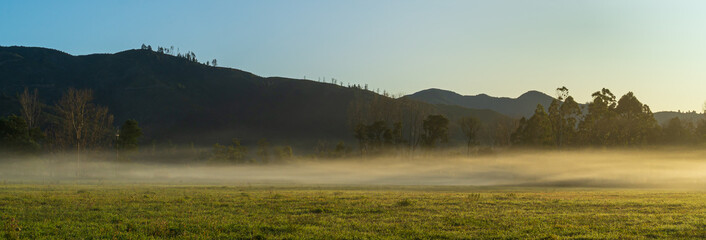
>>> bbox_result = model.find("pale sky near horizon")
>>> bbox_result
[2,0,705,112]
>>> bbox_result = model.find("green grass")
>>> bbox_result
[2,184,706,239]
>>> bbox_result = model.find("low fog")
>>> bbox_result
[2,149,706,188]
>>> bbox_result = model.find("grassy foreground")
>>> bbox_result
[1,184,706,239]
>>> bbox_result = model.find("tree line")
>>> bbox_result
[140,44,218,67]
[348,87,706,156]
[3,86,704,164]
[511,87,706,148]
[0,88,143,161]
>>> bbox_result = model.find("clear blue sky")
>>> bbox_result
[2,0,705,112]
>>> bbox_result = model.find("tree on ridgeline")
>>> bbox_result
[458,116,481,154]
[420,115,449,149]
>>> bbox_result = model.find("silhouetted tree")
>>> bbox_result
[458,116,481,154]
[696,119,706,143]
[116,119,142,151]
[52,88,114,174]
[421,115,449,149]
[388,121,405,147]
[548,87,581,148]
[512,105,553,146]
[662,117,695,145]
[353,123,368,154]
[352,120,405,154]
[578,88,618,146]
[490,118,518,147]
[613,92,659,145]
[399,98,432,151]
[18,88,42,130]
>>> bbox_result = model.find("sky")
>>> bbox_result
[1,0,705,112]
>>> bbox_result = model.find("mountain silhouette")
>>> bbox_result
[0,46,511,148]
[405,88,555,118]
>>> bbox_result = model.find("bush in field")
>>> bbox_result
[276,146,293,160]
[0,115,42,154]
[313,141,351,158]
[211,138,249,163]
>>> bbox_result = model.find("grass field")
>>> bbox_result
[2,184,706,239]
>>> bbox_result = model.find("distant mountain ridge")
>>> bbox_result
[0,46,512,148]
[653,111,705,126]
[405,88,555,118]
[406,88,703,125]
[3,46,694,149]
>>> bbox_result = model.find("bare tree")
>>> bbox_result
[18,88,42,130]
[493,118,519,147]
[459,116,481,155]
[53,88,114,175]
[396,98,433,152]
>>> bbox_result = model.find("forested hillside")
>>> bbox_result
[0,46,511,151]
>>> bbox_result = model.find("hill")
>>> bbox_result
[654,111,705,126]
[405,88,555,118]
[0,46,512,148]
[405,88,701,126]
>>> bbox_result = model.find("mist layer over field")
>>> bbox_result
[1,149,705,188]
